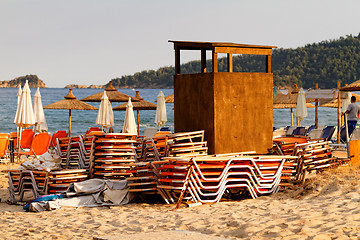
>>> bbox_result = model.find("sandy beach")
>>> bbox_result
[1,163,360,240]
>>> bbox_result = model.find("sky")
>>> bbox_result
[1,0,360,88]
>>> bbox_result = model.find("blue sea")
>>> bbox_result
[0,88,342,136]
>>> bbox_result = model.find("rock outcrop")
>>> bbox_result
[0,75,46,88]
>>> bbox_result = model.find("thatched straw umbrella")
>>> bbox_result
[81,81,140,103]
[164,94,174,103]
[320,93,360,108]
[339,80,360,91]
[113,91,157,135]
[44,89,98,136]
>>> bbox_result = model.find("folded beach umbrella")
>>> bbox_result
[122,98,137,134]
[33,88,48,132]
[113,91,156,135]
[14,80,35,129]
[341,92,352,113]
[44,89,98,136]
[295,88,307,125]
[155,91,167,127]
[13,84,22,124]
[96,91,114,131]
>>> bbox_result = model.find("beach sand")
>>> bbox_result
[1,163,360,240]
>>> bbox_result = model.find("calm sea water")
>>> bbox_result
[0,88,343,136]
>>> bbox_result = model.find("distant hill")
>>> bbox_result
[0,74,46,88]
[111,33,360,89]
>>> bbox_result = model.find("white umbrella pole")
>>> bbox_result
[18,127,22,162]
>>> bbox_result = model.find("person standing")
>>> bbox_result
[343,96,360,135]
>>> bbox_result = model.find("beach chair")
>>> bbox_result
[86,127,102,135]
[308,129,323,139]
[160,127,171,132]
[50,130,68,148]
[292,127,307,136]
[19,129,35,150]
[307,125,315,134]
[143,128,158,138]
[27,133,51,157]
[285,126,297,136]
[321,126,336,141]
[15,132,51,158]
[0,133,10,164]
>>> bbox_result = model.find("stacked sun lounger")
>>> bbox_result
[156,154,298,205]
[137,130,208,162]
[7,170,39,203]
[6,169,88,203]
[45,169,88,194]
[89,133,137,179]
[55,137,71,165]
[166,131,208,157]
[272,138,349,181]
[63,136,85,169]
[292,140,348,181]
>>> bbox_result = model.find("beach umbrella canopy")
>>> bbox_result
[81,81,140,103]
[155,91,167,127]
[33,88,48,132]
[113,91,156,135]
[295,88,307,124]
[14,80,35,128]
[122,98,137,134]
[13,84,22,124]
[44,89,98,136]
[96,91,114,129]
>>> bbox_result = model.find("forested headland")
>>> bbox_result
[111,34,360,89]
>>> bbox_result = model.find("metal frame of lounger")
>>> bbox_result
[8,170,39,203]
[184,157,286,202]
[156,155,298,205]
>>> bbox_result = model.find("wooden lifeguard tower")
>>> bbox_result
[169,40,277,154]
